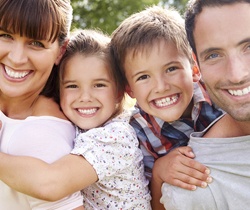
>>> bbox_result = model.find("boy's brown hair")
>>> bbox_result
[110,5,193,85]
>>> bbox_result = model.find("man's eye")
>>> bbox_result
[207,53,219,60]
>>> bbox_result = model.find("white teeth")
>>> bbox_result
[228,86,250,96]
[5,67,29,79]
[78,108,97,115]
[154,95,178,107]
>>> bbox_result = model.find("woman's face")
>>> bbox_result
[0,30,63,99]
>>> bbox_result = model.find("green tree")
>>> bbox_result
[160,0,188,14]
[71,0,160,34]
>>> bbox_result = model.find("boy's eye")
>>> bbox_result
[166,66,178,73]
[136,75,149,81]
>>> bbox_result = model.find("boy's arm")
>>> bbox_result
[0,152,98,201]
[153,146,212,190]
[150,171,165,210]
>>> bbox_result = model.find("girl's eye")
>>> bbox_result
[30,41,45,48]
[136,75,149,81]
[94,84,106,88]
[66,84,78,89]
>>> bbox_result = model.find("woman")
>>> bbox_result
[0,0,84,209]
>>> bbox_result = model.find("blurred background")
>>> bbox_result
[71,0,188,34]
[70,0,188,108]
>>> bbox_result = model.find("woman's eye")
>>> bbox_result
[0,33,12,39]
[30,41,45,48]
[137,75,149,81]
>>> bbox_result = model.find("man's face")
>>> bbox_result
[193,2,250,121]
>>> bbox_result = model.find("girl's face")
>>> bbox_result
[0,31,63,99]
[60,54,118,130]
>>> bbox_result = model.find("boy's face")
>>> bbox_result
[194,2,250,122]
[60,54,117,130]
[124,40,200,122]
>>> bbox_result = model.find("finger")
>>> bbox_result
[172,172,212,189]
[177,146,195,158]
[171,178,197,191]
[181,158,209,174]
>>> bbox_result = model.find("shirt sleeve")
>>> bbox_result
[71,121,140,181]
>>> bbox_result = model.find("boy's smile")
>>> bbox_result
[154,94,179,108]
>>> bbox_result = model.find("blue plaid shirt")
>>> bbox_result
[130,82,224,179]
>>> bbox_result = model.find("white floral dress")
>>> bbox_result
[71,110,152,210]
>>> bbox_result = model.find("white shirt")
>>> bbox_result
[71,110,152,210]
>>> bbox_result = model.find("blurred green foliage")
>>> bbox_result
[71,0,188,34]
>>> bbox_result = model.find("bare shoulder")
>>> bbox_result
[204,114,242,138]
[32,96,68,120]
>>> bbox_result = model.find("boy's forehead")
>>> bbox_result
[126,39,167,58]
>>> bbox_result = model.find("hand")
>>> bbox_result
[152,146,212,191]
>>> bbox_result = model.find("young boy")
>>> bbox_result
[110,5,224,208]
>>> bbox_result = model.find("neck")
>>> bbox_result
[0,94,40,119]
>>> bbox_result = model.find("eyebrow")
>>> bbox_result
[199,38,250,59]
[238,38,250,46]
[62,78,112,84]
[199,47,220,59]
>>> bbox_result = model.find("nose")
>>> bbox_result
[154,76,170,93]
[79,88,92,102]
[8,43,28,66]
[226,55,249,84]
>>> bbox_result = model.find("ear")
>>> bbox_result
[125,85,135,98]
[192,65,201,82]
[55,39,69,65]
[191,52,201,82]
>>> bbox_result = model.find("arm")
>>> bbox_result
[0,152,98,201]
[152,146,212,191]
[150,172,165,210]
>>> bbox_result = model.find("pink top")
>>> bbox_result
[0,111,83,210]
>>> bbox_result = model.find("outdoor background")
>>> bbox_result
[71,0,188,35]
[70,0,188,107]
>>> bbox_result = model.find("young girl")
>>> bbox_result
[0,29,151,209]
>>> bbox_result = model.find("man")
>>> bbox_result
[153,1,250,209]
